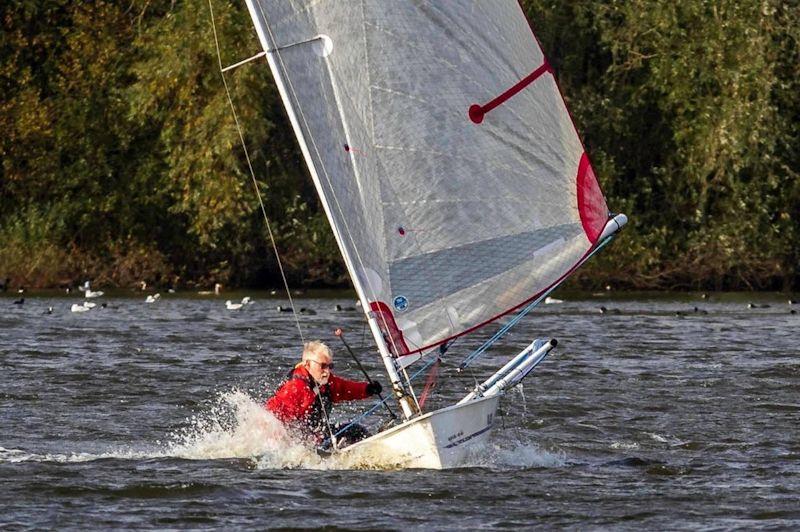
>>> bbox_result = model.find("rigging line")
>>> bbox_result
[328,355,438,441]
[460,291,543,370]
[207,0,305,344]
[313,382,339,451]
[254,5,410,391]
[460,235,616,369]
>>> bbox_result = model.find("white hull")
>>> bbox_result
[336,395,500,470]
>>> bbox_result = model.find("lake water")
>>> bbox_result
[1,291,798,529]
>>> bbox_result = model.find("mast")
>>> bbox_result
[243,0,417,419]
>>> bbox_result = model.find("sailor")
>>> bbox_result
[266,340,382,448]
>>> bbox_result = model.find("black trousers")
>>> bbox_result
[318,422,370,452]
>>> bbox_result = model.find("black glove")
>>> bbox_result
[366,380,382,396]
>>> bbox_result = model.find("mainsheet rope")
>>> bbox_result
[207,0,305,344]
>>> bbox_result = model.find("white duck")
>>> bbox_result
[71,301,96,313]
[145,293,161,303]
[198,283,222,296]
[226,300,243,310]
[84,282,104,298]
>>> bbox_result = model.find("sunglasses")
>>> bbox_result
[308,359,334,370]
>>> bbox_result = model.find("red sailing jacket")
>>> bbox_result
[266,365,370,435]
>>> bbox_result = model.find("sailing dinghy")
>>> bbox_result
[238,1,627,469]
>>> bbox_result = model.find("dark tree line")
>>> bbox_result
[1,1,798,291]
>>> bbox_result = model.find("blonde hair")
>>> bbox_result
[302,340,332,362]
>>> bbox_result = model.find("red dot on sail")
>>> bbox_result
[398,227,406,236]
[344,144,350,151]
[468,104,485,124]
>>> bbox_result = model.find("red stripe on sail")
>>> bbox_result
[469,62,552,124]
[576,152,609,244]
[369,301,411,356]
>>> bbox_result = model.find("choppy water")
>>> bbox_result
[1,291,798,529]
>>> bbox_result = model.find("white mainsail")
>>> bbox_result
[244,1,610,362]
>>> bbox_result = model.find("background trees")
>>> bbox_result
[1,0,797,290]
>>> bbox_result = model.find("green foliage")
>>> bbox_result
[1,0,798,289]
[0,0,332,288]
[524,0,799,290]
[0,204,69,286]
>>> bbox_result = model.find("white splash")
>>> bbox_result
[0,391,326,469]
[1,390,568,471]
[610,441,641,450]
[166,390,322,468]
[647,432,669,443]
[0,446,157,464]
[442,438,567,470]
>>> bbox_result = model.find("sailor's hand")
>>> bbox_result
[366,380,382,396]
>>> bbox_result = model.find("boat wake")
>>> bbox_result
[0,391,322,468]
[465,440,567,470]
[0,446,154,464]
[162,390,568,470]
[0,390,566,470]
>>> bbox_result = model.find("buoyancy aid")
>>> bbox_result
[286,367,333,436]
[265,365,370,439]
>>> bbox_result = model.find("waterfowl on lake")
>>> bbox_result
[145,293,160,303]
[71,302,95,313]
[225,300,243,310]
[198,283,222,295]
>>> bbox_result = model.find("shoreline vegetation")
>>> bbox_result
[2,1,798,292]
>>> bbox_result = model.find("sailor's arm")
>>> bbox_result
[328,374,370,402]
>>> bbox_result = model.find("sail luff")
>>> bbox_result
[243,0,417,418]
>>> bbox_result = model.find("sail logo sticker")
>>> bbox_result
[393,296,409,312]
